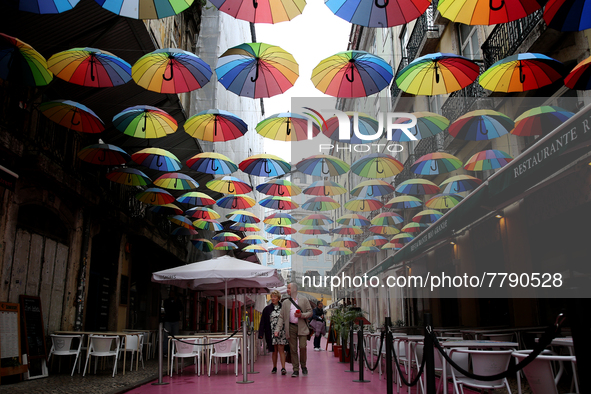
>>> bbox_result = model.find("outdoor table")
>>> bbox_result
[439,340,518,394]
[460,326,545,348]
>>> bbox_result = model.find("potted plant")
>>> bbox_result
[330,305,367,363]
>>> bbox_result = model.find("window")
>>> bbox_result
[458,24,480,61]
[282,255,289,263]
[399,25,409,59]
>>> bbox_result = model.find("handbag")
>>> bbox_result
[288,297,314,341]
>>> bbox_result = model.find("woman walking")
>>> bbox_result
[258,290,288,375]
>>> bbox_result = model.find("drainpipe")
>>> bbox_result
[73,211,91,331]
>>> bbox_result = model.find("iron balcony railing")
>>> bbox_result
[440,62,487,123]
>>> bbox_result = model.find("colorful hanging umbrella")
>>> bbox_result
[169,215,194,229]
[154,173,199,190]
[439,175,482,194]
[312,50,393,97]
[371,212,404,226]
[19,0,79,14]
[299,226,329,235]
[216,42,298,98]
[272,237,300,248]
[113,105,177,139]
[256,112,320,141]
[187,152,238,175]
[392,233,415,243]
[269,247,293,256]
[48,47,131,87]
[230,222,261,232]
[437,0,541,25]
[362,235,389,247]
[213,232,242,242]
[241,235,267,245]
[297,247,323,256]
[396,53,480,95]
[215,241,239,250]
[177,192,216,206]
[331,237,358,248]
[266,225,297,236]
[259,196,299,210]
[132,48,211,93]
[131,148,181,171]
[479,54,566,93]
[191,239,214,252]
[296,154,350,177]
[193,219,223,231]
[412,209,443,223]
[328,247,353,255]
[384,195,423,209]
[322,112,379,144]
[135,187,175,205]
[411,152,463,175]
[226,210,261,223]
[149,203,184,215]
[395,178,441,195]
[425,193,464,210]
[401,222,428,233]
[464,149,513,171]
[185,207,220,220]
[564,55,591,90]
[368,225,400,235]
[302,196,341,211]
[95,0,194,19]
[0,33,53,86]
[511,106,574,136]
[544,0,591,32]
[356,246,380,254]
[39,100,104,133]
[390,112,450,141]
[106,168,151,186]
[172,227,198,236]
[210,0,305,23]
[206,176,252,195]
[337,214,370,226]
[78,143,130,165]
[344,197,384,212]
[331,226,363,235]
[264,212,297,225]
[184,109,247,142]
[351,153,403,178]
[239,154,291,177]
[256,179,302,196]
[350,179,395,197]
[243,244,269,253]
[216,194,256,209]
[325,0,430,27]
[303,180,347,196]
[305,238,330,247]
[382,242,403,250]
[300,214,333,226]
[448,109,514,141]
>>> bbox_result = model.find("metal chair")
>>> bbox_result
[170,338,202,377]
[512,350,577,394]
[449,349,513,394]
[83,335,120,377]
[48,334,83,376]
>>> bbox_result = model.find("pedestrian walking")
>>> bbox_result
[258,290,288,375]
[310,301,326,351]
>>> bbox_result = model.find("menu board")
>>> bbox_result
[0,303,20,359]
[20,296,46,360]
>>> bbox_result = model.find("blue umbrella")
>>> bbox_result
[544,0,591,32]
[325,0,431,27]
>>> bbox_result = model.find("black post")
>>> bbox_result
[345,322,357,370]
[385,317,393,394]
[354,319,370,382]
[568,300,590,394]
[424,313,436,394]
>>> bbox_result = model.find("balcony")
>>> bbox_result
[440,62,487,124]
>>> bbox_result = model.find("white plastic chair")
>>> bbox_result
[48,334,83,376]
[83,335,120,377]
[208,338,239,376]
[120,334,143,373]
[512,350,577,394]
[449,349,513,394]
[170,338,202,376]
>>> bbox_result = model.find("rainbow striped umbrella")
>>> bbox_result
[437,0,541,25]
[297,247,323,257]
[449,108,514,141]
[323,112,379,144]
[396,53,480,95]
[412,209,443,224]
[305,239,330,247]
[266,225,297,235]
[213,232,242,242]
[149,203,183,215]
[113,105,177,139]
[135,187,175,205]
[216,42,298,98]
[390,112,450,141]
[371,212,404,226]
[382,242,403,250]
[193,219,223,231]
[425,193,464,210]
[385,195,423,209]
[511,106,574,136]
[154,173,199,190]
[439,175,482,194]
[368,225,400,235]
[131,148,181,171]
[256,112,320,141]
[356,246,380,254]
[303,180,347,196]
[239,154,291,177]
[401,222,428,233]
[269,247,293,256]
[272,237,300,248]
[351,153,403,178]
[19,0,79,13]
[264,212,297,225]
[256,179,302,196]
[392,233,415,243]
[259,196,299,210]
[337,214,370,226]
[362,235,389,247]
[0,33,53,86]
[241,235,267,245]
[302,196,341,211]
[411,152,463,175]
[395,178,441,195]
[172,227,198,236]
[95,0,194,19]
[185,207,220,220]
[206,176,252,194]
[39,100,104,133]
[328,247,353,255]
[299,226,329,235]
[226,210,261,223]
[296,155,350,177]
[177,192,216,206]
[325,0,430,27]
[132,48,211,94]
[187,152,238,175]
[300,214,333,226]
[312,50,393,97]
[191,239,214,252]
[344,197,383,212]
[210,0,305,23]
[350,179,395,197]
[169,215,194,229]
[544,0,591,32]
[331,237,358,248]
[217,194,256,209]
[48,47,131,87]
[230,223,261,232]
[243,244,268,253]
[215,241,239,250]
[565,55,591,90]
[78,144,130,165]
[107,168,151,186]
[464,149,513,171]
[479,54,566,93]
[184,109,247,142]
[331,226,363,235]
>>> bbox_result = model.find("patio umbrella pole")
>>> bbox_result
[237,314,254,384]
[152,322,169,386]
[225,280,228,334]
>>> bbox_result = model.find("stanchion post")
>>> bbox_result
[152,322,169,386]
[354,319,370,383]
[345,322,357,371]
[423,313,435,394]
[385,317,393,394]
[237,314,254,384]
[249,321,259,374]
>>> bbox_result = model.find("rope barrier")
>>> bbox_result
[362,331,385,372]
[389,336,427,387]
[165,328,241,347]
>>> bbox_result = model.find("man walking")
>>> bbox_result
[276,283,312,377]
[310,301,326,351]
